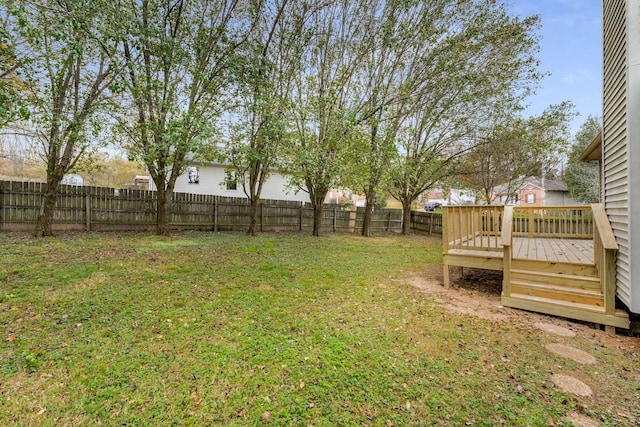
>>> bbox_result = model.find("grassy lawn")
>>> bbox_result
[0,232,637,426]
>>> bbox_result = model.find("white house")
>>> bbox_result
[149,162,310,203]
[594,0,640,315]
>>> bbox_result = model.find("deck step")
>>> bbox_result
[510,259,598,277]
[510,281,604,307]
[510,269,601,290]
[502,294,630,329]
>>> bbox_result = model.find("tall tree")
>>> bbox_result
[564,115,601,203]
[343,0,430,237]
[10,0,123,236]
[224,0,314,235]
[385,0,545,233]
[286,0,368,236]
[117,0,255,235]
[460,102,574,204]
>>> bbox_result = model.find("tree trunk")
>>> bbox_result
[156,187,173,236]
[312,202,323,237]
[34,186,59,237]
[248,198,259,236]
[361,187,376,237]
[401,199,412,235]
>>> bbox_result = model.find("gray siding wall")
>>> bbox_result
[602,0,639,313]
[627,1,640,314]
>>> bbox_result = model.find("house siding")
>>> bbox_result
[150,164,310,203]
[602,0,639,313]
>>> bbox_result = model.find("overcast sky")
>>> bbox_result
[508,0,602,135]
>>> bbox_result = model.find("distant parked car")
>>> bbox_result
[423,202,442,211]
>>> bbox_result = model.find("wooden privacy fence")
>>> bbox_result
[0,180,410,234]
[410,210,443,234]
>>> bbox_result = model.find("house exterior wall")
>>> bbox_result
[602,0,639,313]
[150,164,310,203]
[519,185,543,206]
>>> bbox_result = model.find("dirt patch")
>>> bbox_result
[406,266,640,353]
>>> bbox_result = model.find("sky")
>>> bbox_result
[508,0,602,135]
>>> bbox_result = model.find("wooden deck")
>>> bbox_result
[447,235,593,264]
[442,205,629,331]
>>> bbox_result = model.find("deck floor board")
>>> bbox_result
[450,236,593,264]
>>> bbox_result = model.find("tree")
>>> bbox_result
[0,2,29,129]
[342,0,428,237]
[286,0,369,236]
[564,115,601,203]
[224,0,313,236]
[82,153,147,188]
[10,0,123,236]
[460,102,575,204]
[117,0,255,235]
[385,0,545,234]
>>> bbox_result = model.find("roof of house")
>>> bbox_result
[579,131,602,162]
[493,176,568,195]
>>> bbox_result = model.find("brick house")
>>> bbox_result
[491,176,579,206]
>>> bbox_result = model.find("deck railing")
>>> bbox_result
[511,206,594,239]
[442,205,505,252]
[591,203,618,317]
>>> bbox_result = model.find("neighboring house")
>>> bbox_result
[423,188,475,205]
[149,162,310,203]
[61,174,84,186]
[585,0,640,315]
[491,177,579,206]
[324,188,366,207]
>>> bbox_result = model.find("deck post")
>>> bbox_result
[442,207,450,288]
[501,206,513,298]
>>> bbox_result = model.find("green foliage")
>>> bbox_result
[564,116,601,204]
[115,0,253,234]
[380,0,547,221]
[460,101,576,204]
[0,16,29,128]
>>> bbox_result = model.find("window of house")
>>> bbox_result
[526,193,535,204]
[187,166,199,184]
[225,171,237,190]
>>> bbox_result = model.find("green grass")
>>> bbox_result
[0,232,637,426]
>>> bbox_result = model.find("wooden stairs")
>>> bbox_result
[501,259,630,329]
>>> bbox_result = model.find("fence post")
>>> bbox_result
[333,207,337,232]
[213,197,218,232]
[299,204,303,231]
[85,194,91,231]
[387,211,391,232]
[428,213,433,235]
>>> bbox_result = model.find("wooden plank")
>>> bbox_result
[541,238,557,262]
[502,295,630,329]
[443,253,504,271]
[510,282,604,306]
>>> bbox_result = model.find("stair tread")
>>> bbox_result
[510,269,599,281]
[510,281,603,296]
[509,293,607,313]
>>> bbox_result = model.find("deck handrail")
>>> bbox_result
[443,205,505,252]
[591,203,618,251]
[501,205,514,247]
[591,203,618,317]
[512,205,594,239]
